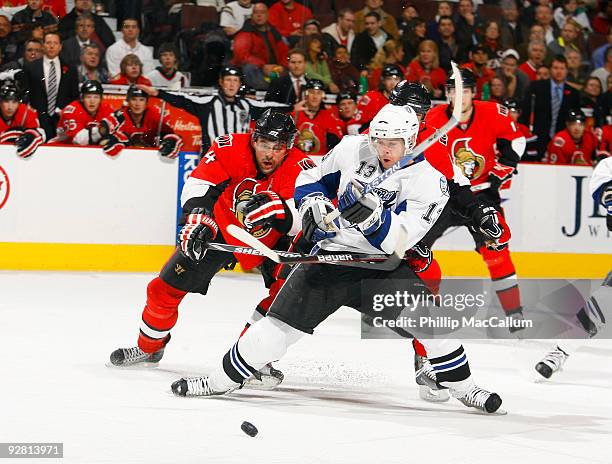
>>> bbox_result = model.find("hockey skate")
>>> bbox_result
[171,376,238,397]
[414,354,450,402]
[243,363,284,390]
[456,385,504,414]
[109,335,170,366]
[535,346,569,379]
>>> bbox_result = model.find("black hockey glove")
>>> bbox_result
[471,204,511,250]
[0,129,24,143]
[299,194,337,243]
[15,129,43,158]
[178,208,219,262]
[243,191,293,234]
[488,161,515,192]
[158,133,183,159]
[102,131,129,157]
[338,180,385,236]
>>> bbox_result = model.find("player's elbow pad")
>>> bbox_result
[511,136,526,159]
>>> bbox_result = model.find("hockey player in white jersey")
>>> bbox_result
[535,157,612,379]
[169,104,505,414]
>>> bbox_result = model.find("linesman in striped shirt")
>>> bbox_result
[137,66,300,154]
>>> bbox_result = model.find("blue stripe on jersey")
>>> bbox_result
[395,199,407,213]
[432,353,467,372]
[294,171,342,206]
[364,208,392,251]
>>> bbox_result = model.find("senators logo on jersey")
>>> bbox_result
[452,138,486,180]
[296,122,321,154]
[231,178,272,239]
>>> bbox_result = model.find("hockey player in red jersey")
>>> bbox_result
[333,92,363,136]
[502,98,538,160]
[356,64,403,127]
[425,68,527,329]
[292,79,343,157]
[544,110,597,165]
[0,82,44,158]
[101,86,183,158]
[56,80,114,146]
[595,124,612,160]
[109,110,314,387]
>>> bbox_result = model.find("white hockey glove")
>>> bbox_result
[338,180,385,236]
[298,193,337,243]
[178,208,219,262]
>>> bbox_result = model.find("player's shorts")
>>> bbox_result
[267,261,428,334]
[421,188,503,250]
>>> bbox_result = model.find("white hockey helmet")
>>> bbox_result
[368,104,420,156]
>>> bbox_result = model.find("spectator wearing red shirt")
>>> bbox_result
[405,39,447,98]
[519,40,546,81]
[109,54,152,86]
[463,44,496,99]
[544,109,597,165]
[268,0,312,43]
[231,2,288,90]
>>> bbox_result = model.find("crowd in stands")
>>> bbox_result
[0,0,610,164]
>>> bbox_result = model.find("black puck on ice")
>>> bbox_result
[241,421,258,437]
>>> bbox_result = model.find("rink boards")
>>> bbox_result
[0,145,609,277]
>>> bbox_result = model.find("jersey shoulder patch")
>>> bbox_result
[496,103,509,117]
[553,137,565,148]
[298,158,317,170]
[215,134,234,147]
[63,104,76,114]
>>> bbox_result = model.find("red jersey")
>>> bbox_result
[108,75,153,86]
[519,61,537,81]
[544,129,597,165]
[405,61,447,94]
[425,100,524,190]
[0,103,40,133]
[595,125,612,159]
[187,133,314,269]
[267,1,313,37]
[293,108,344,157]
[113,106,174,147]
[356,90,388,126]
[58,100,114,144]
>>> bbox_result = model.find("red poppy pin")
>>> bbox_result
[62,65,68,74]
[564,89,570,96]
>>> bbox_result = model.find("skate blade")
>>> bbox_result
[243,374,283,390]
[105,361,160,369]
[418,385,450,403]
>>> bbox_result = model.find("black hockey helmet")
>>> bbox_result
[0,83,20,102]
[336,91,357,105]
[253,109,297,148]
[302,79,326,92]
[220,66,242,79]
[502,97,520,113]
[446,67,477,90]
[566,108,586,124]
[80,79,103,98]
[381,64,403,79]
[126,85,148,100]
[389,80,431,115]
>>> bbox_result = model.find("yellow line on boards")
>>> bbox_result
[0,242,608,277]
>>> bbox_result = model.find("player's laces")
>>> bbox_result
[109,346,165,366]
[171,376,238,397]
[535,346,569,379]
[414,355,450,402]
[457,386,503,413]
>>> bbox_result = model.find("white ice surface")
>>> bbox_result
[1,271,611,464]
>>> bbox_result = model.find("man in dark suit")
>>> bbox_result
[350,11,388,70]
[23,31,80,139]
[58,0,116,50]
[60,14,99,68]
[265,49,307,105]
[520,55,581,162]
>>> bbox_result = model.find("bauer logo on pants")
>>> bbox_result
[0,165,10,210]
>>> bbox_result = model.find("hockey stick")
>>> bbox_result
[206,239,389,265]
[156,100,167,145]
[323,61,464,225]
[226,223,410,270]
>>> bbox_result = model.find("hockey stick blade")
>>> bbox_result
[223,225,395,266]
[324,61,462,226]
